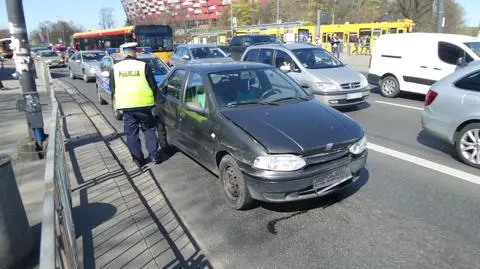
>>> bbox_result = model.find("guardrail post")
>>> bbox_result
[0,155,33,269]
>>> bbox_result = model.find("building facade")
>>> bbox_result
[121,0,230,27]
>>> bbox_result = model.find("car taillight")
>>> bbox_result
[425,89,438,107]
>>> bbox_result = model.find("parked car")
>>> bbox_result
[68,50,106,82]
[368,33,480,98]
[421,60,480,168]
[96,53,170,120]
[168,44,233,67]
[241,43,370,108]
[31,46,49,57]
[153,62,368,209]
[36,50,66,68]
[228,35,281,61]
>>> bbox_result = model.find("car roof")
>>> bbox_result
[176,62,272,73]
[249,42,316,50]
[233,34,273,38]
[177,44,219,49]
[79,50,106,54]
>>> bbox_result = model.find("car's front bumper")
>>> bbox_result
[46,61,66,67]
[314,88,370,107]
[240,151,368,203]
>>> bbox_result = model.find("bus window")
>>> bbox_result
[373,29,381,39]
[382,29,387,35]
[322,33,327,43]
[389,28,397,34]
[359,28,372,38]
[398,29,404,33]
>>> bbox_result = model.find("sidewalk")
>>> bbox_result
[0,60,51,268]
[53,80,213,268]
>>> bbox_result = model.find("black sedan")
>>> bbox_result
[153,62,367,210]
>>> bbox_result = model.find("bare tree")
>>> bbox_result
[395,0,434,23]
[99,7,116,29]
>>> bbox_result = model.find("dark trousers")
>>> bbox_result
[123,109,158,165]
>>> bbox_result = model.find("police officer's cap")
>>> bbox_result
[120,42,138,51]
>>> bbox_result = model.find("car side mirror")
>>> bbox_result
[185,102,208,115]
[280,65,291,73]
[182,54,191,60]
[243,42,251,47]
[456,57,467,67]
[100,71,110,77]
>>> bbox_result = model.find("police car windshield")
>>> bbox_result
[82,52,105,62]
[140,58,168,75]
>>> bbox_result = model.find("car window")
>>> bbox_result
[438,41,473,65]
[140,58,169,75]
[41,51,58,57]
[209,68,308,107]
[243,49,258,61]
[82,52,106,62]
[464,42,480,58]
[252,35,279,44]
[191,47,226,59]
[185,72,208,109]
[275,50,295,69]
[257,49,274,65]
[455,71,480,91]
[231,37,241,46]
[166,69,187,100]
[292,48,343,69]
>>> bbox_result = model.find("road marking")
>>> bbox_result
[368,143,480,185]
[375,100,424,111]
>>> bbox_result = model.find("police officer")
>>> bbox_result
[111,42,159,168]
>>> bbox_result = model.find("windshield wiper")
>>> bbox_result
[225,101,279,107]
[260,96,309,104]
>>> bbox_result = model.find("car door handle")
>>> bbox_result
[433,67,442,70]
[420,66,427,68]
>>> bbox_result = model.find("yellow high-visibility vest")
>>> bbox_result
[113,59,154,109]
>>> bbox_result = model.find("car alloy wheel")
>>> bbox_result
[219,155,254,210]
[83,73,89,82]
[97,85,107,105]
[69,69,75,79]
[456,123,480,168]
[380,76,400,98]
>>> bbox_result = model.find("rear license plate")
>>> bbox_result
[313,166,352,190]
[346,92,363,100]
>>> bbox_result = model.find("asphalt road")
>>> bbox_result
[54,67,480,269]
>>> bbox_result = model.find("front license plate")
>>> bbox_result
[346,92,363,100]
[313,166,352,190]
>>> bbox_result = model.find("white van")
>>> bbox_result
[368,33,480,97]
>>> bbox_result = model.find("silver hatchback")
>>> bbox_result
[421,61,480,168]
[241,43,369,107]
[168,44,233,67]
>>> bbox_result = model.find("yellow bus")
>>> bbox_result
[232,19,415,54]
[72,25,174,62]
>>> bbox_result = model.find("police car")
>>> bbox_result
[95,52,170,120]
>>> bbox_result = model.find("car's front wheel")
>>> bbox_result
[219,155,254,210]
[156,119,171,151]
[456,123,480,168]
[69,68,75,79]
[380,76,400,98]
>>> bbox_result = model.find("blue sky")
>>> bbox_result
[0,0,126,31]
[0,0,478,32]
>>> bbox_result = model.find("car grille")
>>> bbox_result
[340,82,361,89]
[303,141,352,166]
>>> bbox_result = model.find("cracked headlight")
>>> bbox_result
[349,136,367,155]
[253,154,306,172]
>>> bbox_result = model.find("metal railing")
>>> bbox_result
[39,60,78,269]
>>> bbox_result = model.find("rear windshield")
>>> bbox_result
[191,47,227,59]
[41,51,58,57]
[252,36,279,44]
[465,42,480,58]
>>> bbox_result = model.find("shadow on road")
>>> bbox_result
[370,86,426,102]
[336,100,371,112]
[416,130,464,165]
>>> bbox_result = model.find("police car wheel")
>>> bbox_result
[97,85,107,105]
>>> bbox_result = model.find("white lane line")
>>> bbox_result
[375,100,424,111]
[368,143,480,185]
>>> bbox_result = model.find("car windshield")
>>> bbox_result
[140,58,169,76]
[41,51,58,57]
[82,52,105,62]
[252,36,280,44]
[292,48,343,69]
[465,42,480,57]
[56,47,67,52]
[209,68,309,108]
[32,47,47,52]
[190,47,227,59]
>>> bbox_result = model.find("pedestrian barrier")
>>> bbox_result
[39,61,78,269]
